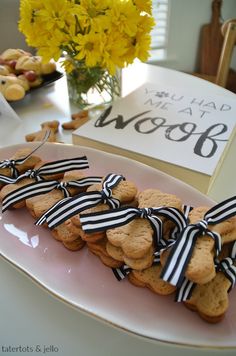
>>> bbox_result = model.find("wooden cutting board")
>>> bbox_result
[199,0,224,75]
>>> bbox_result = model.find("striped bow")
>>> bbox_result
[80,205,187,250]
[161,196,236,288]
[0,156,89,185]
[2,176,102,212]
[217,241,236,291]
[175,241,236,302]
[35,173,125,229]
[0,130,51,178]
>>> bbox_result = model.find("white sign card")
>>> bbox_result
[0,93,21,146]
[77,83,236,175]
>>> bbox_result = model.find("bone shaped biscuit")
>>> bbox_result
[128,264,176,295]
[184,271,232,323]
[26,171,86,218]
[186,206,236,284]
[106,189,182,261]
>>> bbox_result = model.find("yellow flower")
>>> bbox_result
[101,32,129,75]
[19,0,155,74]
[73,0,111,32]
[107,0,140,37]
[133,0,152,14]
[74,32,103,67]
[122,14,154,64]
[36,0,76,31]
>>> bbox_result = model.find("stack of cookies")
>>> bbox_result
[0,48,57,101]
[1,147,236,324]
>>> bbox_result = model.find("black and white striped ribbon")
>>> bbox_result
[80,205,187,250]
[0,156,89,185]
[217,241,236,291]
[35,173,125,229]
[0,130,51,178]
[161,196,236,288]
[170,205,193,240]
[176,241,236,302]
[2,176,102,212]
[175,278,195,302]
[112,251,161,281]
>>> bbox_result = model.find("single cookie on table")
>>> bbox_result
[62,110,89,130]
[161,206,236,285]
[25,121,59,143]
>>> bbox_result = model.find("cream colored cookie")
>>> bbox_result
[40,60,56,75]
[15,55,42,74]
[0,64,10,75]
[0,48,30,61]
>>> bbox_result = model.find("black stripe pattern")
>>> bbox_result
[2,176,102,212]
[161,196,236,288]
[217,241,236,291]
[176,241,236,302]
[0,130,51,178]
[80,206,187,250]
[0,156,89,185]
[35,173,125,229]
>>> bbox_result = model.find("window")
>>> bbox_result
[149,0,170,61]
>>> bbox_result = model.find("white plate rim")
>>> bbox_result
[0,142,235,350]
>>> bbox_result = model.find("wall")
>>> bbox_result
[0,0,235,73]
[158,0,236,72]
[0,0,34,53]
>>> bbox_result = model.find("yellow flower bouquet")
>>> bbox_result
[19,0,155,107]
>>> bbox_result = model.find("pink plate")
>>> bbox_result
[0,142,235,349]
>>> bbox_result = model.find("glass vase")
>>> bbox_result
[66,60,121,109]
